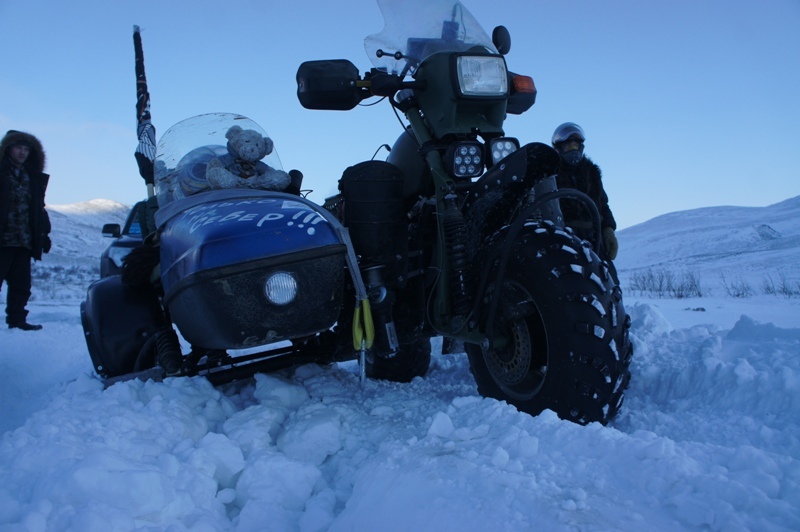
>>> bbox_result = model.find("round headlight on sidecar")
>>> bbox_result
[265,272,298,306]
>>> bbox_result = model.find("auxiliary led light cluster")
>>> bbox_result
[489,137,520,166]
[450,141,484,178]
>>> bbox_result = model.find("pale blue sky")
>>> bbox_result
[2,0,798,229]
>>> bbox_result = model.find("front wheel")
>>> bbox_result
[466,223,632,425]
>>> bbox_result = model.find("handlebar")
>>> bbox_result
[364,71,427,97]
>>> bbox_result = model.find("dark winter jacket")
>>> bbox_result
[0,130,52,261]
[555,154,616,243]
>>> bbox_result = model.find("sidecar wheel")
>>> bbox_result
[465,223,632,425]
[366,337,431,383]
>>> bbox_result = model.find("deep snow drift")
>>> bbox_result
[0,198,798,531]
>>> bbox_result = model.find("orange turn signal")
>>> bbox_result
[512,75,536,94]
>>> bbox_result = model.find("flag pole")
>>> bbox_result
[133,25,156,199]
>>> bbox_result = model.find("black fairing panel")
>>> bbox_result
[165,247,346,350]
[81,275,166,378]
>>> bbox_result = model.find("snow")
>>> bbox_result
[1,198,799,531]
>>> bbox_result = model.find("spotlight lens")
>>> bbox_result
[265,272,297,305]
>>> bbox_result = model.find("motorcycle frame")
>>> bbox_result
[392,58,520,344]
[391,52,601,349]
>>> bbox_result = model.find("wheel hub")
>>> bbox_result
[484,319,532,385]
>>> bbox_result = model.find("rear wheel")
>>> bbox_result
[466,223,632,425]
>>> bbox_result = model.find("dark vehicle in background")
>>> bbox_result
[99,201,144,278]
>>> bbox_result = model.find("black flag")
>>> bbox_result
[133,25,156,192]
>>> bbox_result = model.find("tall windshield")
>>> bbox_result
[365,0,496,77]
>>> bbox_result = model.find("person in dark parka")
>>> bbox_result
[551,122,618,261]
[0,130,52,330]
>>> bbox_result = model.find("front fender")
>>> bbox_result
[464,142,563,254]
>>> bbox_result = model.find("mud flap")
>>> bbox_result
[81,275,166,378]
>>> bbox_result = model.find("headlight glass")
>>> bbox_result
[457,55,508,97]
[265,272,297,305]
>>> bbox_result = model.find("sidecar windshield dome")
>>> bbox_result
[154,113,285,204]
[365,0,497,76]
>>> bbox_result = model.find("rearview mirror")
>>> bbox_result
[296,60,363,110]
[102,223,121,238]
[492,26,511,55]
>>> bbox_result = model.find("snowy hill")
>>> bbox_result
[615,195,800,293]
[31,199,130,302]
[1,197,799,530]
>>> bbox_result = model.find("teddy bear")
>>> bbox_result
[205,125,291,191]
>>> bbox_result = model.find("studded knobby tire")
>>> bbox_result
[465,222,632,425]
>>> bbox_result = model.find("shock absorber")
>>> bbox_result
[442,194,472,318]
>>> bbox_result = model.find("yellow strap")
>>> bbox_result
[353,304,363,351]
[352,299,376,351]
[362,299,374,349]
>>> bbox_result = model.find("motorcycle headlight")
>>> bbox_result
[264,272,297,305]
[456,55,508,97]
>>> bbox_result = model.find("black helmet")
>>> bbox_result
[551,122,585,145]
[552,122,585,166]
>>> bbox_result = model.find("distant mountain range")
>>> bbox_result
[32,195,800,302]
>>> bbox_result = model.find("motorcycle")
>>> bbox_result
[81,0,632,425]
[297,0,632,424]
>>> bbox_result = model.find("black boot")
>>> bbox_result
[9,322,43,331]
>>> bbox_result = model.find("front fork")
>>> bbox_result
[404,106,571,350]
[402,107,473,338]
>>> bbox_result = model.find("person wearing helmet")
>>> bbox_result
[551,122,618,261]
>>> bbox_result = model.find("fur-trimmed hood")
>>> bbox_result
[1,130,46,174]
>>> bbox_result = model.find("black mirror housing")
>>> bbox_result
[492,26,511,55]
[296,60,363,110]
[102,223,121,238]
